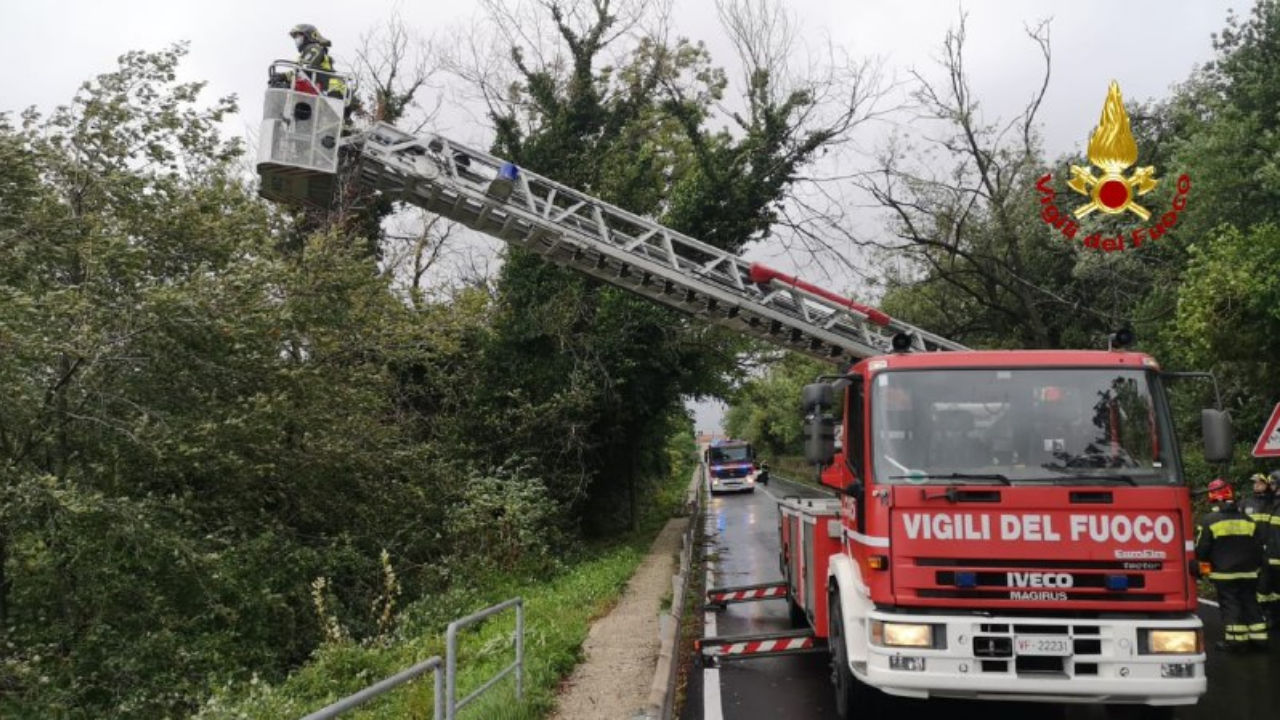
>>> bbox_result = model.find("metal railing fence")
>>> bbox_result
[298,597,524,720]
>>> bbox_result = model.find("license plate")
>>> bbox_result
[1015,636,1071,656]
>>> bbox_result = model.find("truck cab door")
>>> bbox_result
[844,376,868,534]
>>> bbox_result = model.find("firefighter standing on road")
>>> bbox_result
[1243,471,1280,630]
[1197,478,1269,651]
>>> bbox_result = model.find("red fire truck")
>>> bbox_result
[254,74,1228,718]
[769,348,1230,719]
[705,439,765,494]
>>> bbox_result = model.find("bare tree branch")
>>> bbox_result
[353,12,442,128]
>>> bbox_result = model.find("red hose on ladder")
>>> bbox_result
[747,263,892,327]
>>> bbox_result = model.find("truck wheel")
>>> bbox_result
[1104,706,1175,720]
[828,589,879,719]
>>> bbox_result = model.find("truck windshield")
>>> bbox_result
[870,368,1178,486]
[709,446,751,463]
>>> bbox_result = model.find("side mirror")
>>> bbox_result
[802,383,834,413]
[1202,409,1234,463]
[804,412,837,466]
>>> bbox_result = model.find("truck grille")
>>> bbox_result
[911,556,1171,604]
[970,621,1108,679]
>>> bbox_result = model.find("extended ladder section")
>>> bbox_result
[257,108,968,363]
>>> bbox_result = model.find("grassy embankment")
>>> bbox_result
[767,456,821,486]
[198,452,696,720]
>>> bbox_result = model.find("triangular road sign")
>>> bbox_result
[1253,403,1280,458]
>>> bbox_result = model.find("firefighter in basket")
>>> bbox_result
[269,24,348,99]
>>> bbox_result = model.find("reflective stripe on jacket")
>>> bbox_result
[1242,493,1280,564]
[297,43,347,96]
[1196,502,1263,580]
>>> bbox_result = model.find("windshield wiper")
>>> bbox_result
[889,472,1012,485]
[1088,476,1139,486]
[1033,466,1140,486]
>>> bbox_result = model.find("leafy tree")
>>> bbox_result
[724,353,830,456]
[448,0,878,532]
[1172,223,1280,435]
[0,45,476,719]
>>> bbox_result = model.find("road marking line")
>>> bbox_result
[1198,597,1220,608]
[704,510,724,720]
[703,665,724,720]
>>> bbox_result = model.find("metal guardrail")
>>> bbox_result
[300,656,443,720]
[297,597,524,720]
[446,597,524,720]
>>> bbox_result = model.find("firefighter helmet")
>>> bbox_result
[289,24,330,47]
[1207,478,1234,503]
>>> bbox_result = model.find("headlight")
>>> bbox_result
[1144,629,1201,655]
[872,621,934,648]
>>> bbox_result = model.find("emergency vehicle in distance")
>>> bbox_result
[254,65,1231,719]
[704,439,766,494]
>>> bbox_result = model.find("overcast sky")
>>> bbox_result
[6,0,1251,151]
[4,0,1255,433]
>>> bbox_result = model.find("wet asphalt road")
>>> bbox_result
[682,476,1278,720]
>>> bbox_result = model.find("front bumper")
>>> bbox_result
[710,475,756,493]
[856,610,1205,705]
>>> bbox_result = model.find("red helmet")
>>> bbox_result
[1207,478,1234,503]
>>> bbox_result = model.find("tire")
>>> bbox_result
[828,589,880,719]
[1104,706,1175,720]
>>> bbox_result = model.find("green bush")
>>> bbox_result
[447,465,566,575]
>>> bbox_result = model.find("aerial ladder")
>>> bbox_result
[256,64,976,671]
[256,64,968,367]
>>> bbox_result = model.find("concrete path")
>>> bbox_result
[550,518,686,720]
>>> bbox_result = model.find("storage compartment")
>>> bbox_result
[777,497,842,637]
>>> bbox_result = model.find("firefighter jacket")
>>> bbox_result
[297,42,347,96]
[1196,501,1263,580]
[1242,491,1280,566]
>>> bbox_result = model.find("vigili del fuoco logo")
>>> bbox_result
[1036,81,1191,252]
